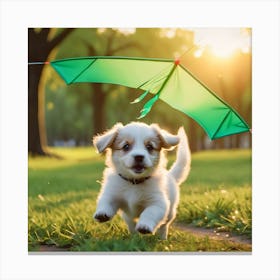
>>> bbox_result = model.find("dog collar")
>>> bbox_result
[118,173,151,185]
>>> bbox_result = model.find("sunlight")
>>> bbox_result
[191,28,251,58]
[160,28,177,38]
[115,28,136,35]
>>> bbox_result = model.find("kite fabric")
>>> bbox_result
[50,56,250,140]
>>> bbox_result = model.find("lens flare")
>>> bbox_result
[191,28,251,58]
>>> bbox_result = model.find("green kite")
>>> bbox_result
[50,56,250,140]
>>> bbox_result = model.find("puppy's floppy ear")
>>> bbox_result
[93,123,123,153]
[151,124,179,149]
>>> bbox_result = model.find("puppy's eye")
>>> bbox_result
[122,143,130,152]
[146,143,154,152]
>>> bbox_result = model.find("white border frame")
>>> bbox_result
[1,0,279,279]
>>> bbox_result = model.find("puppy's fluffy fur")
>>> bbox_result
[93,122,191,239]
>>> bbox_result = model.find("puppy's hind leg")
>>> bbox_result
[157,224,169,240]
[122,212,137,234]
[157,209,177,240]
[136,204,168,235]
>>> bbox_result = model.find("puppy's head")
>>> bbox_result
[93,122,179,179]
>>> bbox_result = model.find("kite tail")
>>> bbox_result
[169,127,191,185]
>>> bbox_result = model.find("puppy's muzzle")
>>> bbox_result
[134,155,144,163]
[132,154,146,174]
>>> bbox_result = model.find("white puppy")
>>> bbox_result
[93,122,191,239]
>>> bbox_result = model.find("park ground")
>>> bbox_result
[28,147,252,252]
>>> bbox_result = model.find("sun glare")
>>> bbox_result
[191,28,251,58]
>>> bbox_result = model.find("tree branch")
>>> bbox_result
[48,28,75,50]
[40,28,50,40]
[83,40,98,56]
[105,29,117,55]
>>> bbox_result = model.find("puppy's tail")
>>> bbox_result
[169,127,191,185]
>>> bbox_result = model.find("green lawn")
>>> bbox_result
[28,147,252,252]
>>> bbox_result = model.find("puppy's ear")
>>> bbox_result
[93,123,123,153]
[151,124,179,149]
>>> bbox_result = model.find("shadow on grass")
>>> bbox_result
[29,191,94,212]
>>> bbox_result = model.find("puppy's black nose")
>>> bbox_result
[134,155,144,163]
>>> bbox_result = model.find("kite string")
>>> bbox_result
[28,61,50,65]
[178,38,205,61]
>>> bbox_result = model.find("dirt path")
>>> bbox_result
[174,223,252,246]
[37,245,69,252]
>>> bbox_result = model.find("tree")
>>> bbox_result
[28,28,75,156]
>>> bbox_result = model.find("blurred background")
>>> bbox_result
[28,28,252,155]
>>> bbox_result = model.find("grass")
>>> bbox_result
[28,147,252,252]
[178,150,252,236]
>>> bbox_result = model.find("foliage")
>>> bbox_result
[28,148,251,252]
[45,84,93,146]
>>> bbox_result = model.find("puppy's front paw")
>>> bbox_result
[94,212,111,223]
[136,224,153,235]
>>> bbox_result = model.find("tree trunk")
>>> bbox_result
[28,29,49,156]
[91,83,107,135]
[188,120,198,152]
[28,28,75,156]
[28,64,47,155]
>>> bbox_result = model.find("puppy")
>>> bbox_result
[92,122,191,239]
